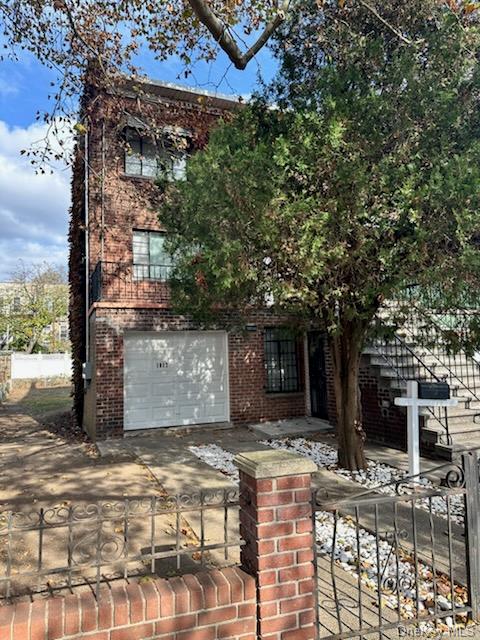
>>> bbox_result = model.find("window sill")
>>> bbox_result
[121,173,157,182]
[264,390,304,397]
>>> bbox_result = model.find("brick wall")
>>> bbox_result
[0,568,256,640]
[85,90,228,272]
[237,450,317,640]
[324,340,408,450]
[358,355,407,450]
[71,81,308,437]
[86,307,306,439]
[69,81,237,427]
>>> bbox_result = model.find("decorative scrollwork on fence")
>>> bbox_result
[71,527,126,566]
[443,465,465,489]
[0,490,242,600]
[380,573,416,595]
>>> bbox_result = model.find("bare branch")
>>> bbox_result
[187,0,291,69]
[357,0,413,45]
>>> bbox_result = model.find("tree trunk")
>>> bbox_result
[328,322,368,471]
[26,335,37,354]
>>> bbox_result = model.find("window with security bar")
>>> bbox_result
[132,230,173,281]
[264,328,301,393]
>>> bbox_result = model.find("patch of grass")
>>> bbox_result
[13,385,72,418]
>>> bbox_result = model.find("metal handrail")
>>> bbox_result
[89,260,173,304]
[372,332,451,443]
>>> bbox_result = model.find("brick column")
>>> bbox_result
[235,450,318,640]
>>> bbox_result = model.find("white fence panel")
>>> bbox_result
[11,353,72,380]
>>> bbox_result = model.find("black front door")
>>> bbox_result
[308,331,329,420]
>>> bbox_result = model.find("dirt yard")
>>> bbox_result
[0,382,164,507]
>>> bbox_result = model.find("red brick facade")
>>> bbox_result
[83,306,306,439]
[70,79,309,440]
[325,344,409,451]
[70,77,410,446]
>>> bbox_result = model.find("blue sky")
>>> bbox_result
[0,44,277,280]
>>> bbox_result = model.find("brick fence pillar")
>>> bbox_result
[235,450,318,640]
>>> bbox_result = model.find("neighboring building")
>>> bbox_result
[69,77,330,441]
[0,281,69,353]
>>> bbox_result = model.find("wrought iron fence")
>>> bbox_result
[89,260,172,304]
[0,489,241,601]
[313,453,479,640]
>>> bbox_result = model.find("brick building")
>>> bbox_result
[69,77,333,441]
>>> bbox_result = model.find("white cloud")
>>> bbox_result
[0,120,72,280]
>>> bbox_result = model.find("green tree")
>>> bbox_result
[160,0,480,470]
[1,263,68,354]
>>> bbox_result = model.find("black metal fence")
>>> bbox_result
[0,489,241,601]
[313,453,479,639]
[371,332,452,444]
[89,260,172,305]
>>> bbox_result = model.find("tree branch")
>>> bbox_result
[187,0,291,69]
[357,0,413,45]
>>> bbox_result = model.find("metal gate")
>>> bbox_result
[313,452,480,639]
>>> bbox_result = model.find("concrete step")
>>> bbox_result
[363,343,416,356]
[420,404,480,420]
[434,438,480,461]
[422,429,480,460]
[379,367,435,379]
[422,413,480,433]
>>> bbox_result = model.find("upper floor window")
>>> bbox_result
[13,297,21,312]
[133,230,173,281]
[124,128,188,181]
[264,328,301,393]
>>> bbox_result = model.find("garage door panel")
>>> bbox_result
[206,405,227,418]
[151,382,176,396]
[124,406,151,425]
[124,382,151,398]
[124,331,228,430]
[151,406,177,419]
[178,403,203,420]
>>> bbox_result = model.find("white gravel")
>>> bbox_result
[263,437,464,524]
[188,444,239,481]
[188,440,467,627]
[315,511,465,622]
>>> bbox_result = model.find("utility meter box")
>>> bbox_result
[82,361,92,381]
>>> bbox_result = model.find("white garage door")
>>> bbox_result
[124,331,229,430]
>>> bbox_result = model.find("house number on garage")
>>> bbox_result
[156,361,169,369]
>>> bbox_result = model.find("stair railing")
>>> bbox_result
[390,291,480,404]
[371,332,452,444]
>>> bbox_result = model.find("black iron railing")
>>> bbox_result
[89,261,172,304]
[0,490,242,600]
[313,455,474,639]
[372,332,452,443]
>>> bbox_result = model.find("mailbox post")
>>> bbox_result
[394,380,458,477]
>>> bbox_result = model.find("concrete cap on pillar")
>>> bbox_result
[234,450,317,479]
